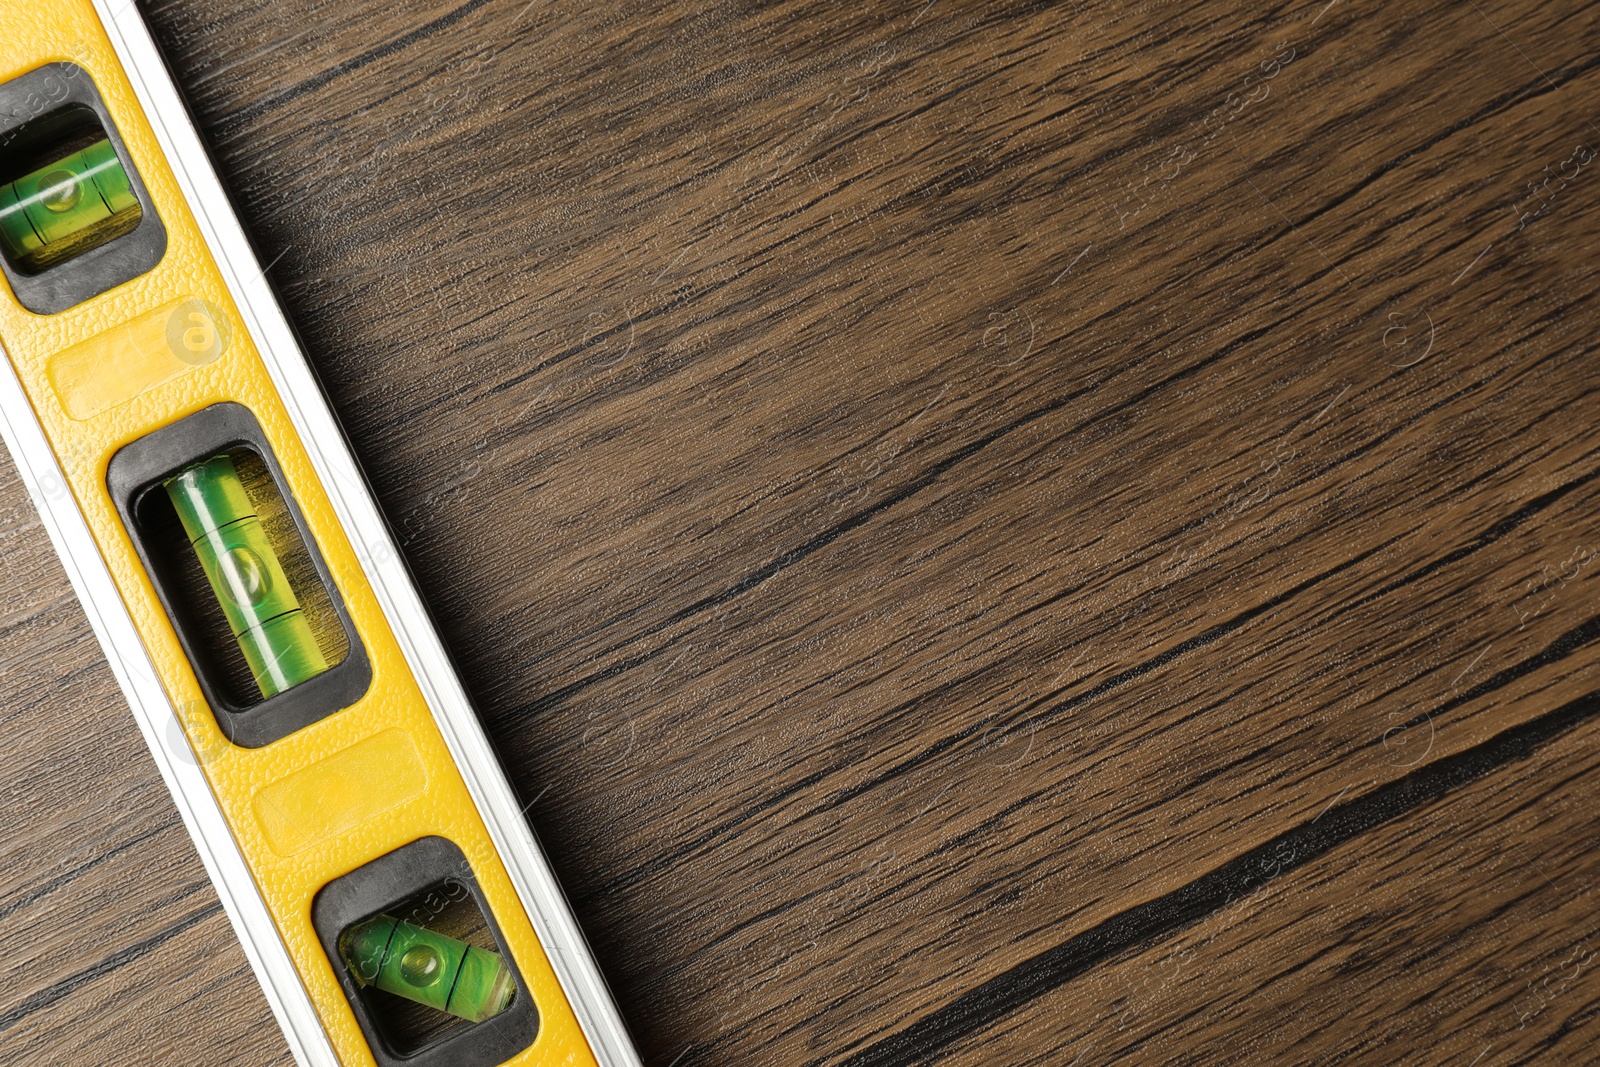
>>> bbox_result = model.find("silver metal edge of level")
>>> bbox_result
[68,5,643,1065]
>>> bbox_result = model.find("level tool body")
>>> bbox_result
[0,4,640,1066]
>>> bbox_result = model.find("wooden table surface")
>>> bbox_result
[4,0,1600,1063]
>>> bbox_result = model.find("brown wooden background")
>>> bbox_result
[4,0,1600,1063]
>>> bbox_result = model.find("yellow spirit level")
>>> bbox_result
[0,4,641,1067]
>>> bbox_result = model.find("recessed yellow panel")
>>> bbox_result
[253,728,428,857]
[49,295,227,418]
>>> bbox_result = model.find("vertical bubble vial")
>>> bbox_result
[164,454,327,698]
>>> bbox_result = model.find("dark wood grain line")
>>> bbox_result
[1242,50,1598,240]
[502,379,1103,720]
[1361,608,1600,745]
[0,901,222,1033]
[0,819,174,925]
[827,534,1408,801]
[830,435,1595,806]
[830,668,1600,1067]
[1343,463,1600,618]
[215,0,498,132]
[666,581,1600,1058]
[575,433,1600,909]
[928,705,1600,1065]
[578,504,1562,935]
[511,307,1303,708]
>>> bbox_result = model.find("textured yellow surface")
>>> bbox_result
[0,5,596,1065]
[49,296,228,418]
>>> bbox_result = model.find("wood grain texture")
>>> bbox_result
[929,708,1600,1067]
[3,0,1600,1063]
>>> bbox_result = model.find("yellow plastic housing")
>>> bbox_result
[0,6,598,1067]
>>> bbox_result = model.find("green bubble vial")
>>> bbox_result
[339,914,517,1025]
[0,137,141,272]
[164,454,328,699]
